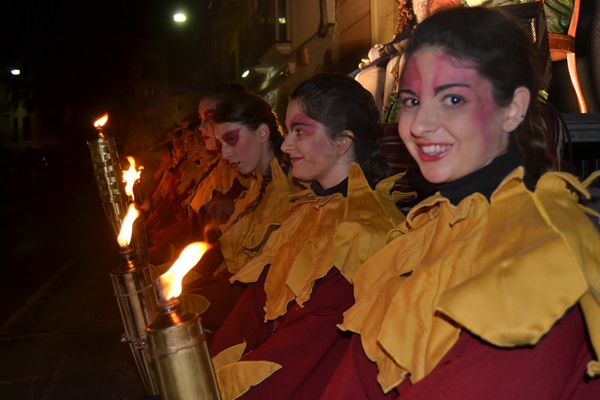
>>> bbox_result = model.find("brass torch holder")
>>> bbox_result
[146,298,221,400]
[110,254,160,396]
[87,136,148,262]
[87,136,128,236]
[131,215,149,264]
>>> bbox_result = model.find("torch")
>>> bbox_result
[147,242,221,400]
[111,203,161,396]
[87,114,128,237]
[87,114,148,262]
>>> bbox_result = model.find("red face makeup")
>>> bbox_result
[198,98,219,152]
[214,122,272,175]
[398,47,511,184]
[222,128,240,147]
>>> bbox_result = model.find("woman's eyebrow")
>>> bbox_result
[434,83,470,95]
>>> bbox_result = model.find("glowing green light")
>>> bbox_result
[174,13,187,23]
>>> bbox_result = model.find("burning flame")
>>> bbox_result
[94,114,109,138]
[123,156,144,199]
[158,242,208,300]
[117,203,140,248]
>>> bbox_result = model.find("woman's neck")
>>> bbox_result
[260,148,275,177]
[438,149,523,205]
[312,176,349,197]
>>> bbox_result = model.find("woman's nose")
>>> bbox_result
[281,135,294,153]
[410,106,438,138]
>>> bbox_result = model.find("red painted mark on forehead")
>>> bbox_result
[431,52,451,92]
[288,112,317,133]
[401,56,422,93]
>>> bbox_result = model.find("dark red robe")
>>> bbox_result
[321,306,600,399]
[210,266,354,399]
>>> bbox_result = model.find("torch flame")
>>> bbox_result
[94,114,108,129]
[158,242,208,300]
[94,114,109,138]
[117,203,140,248]
[123,156,144,199]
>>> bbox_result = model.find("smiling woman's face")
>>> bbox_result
[282,100,348,189]
[398,47,511,184]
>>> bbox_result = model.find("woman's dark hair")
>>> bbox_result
[200,82,247,105]
[213,91,286,166]
[403,6,556,180]
[290,72,389,184]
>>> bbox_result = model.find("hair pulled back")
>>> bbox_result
[213,91,286,165]
[200,82,247,106]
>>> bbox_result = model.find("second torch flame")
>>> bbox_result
[117,204,140,248]
[158,243,207,301]
[124,156,144,200]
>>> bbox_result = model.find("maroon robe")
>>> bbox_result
[321,306,600,399]
[210,266,354,399]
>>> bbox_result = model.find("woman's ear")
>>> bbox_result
[335,130,354,156]
[257,123,270,143]
[503,86,530,133]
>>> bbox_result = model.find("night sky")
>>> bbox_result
[0,1,217,136]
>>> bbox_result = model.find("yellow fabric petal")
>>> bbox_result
[176,158,210,195]
[212,342,247,371]
[345,168,600,393]
[177,293,211,315]
[335,167,405,281]
[216,361,282,400]
[219,172,263,233]
[219,160,298,274]
[189,156,246,213]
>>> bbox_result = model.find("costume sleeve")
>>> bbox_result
[320,334,399,400]
[209,270,271,357]
[396,306,600,399]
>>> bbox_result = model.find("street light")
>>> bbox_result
[173,13,187,23]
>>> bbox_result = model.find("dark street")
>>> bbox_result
[0,150,147,399]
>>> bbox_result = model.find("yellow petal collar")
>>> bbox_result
[189,155,252,213]
[219,160,300,274]
[232,163,405,321]
[342,169,600,392]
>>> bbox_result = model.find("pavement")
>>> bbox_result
[0,163,150,400]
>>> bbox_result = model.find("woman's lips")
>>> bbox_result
[416,144,452,161]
